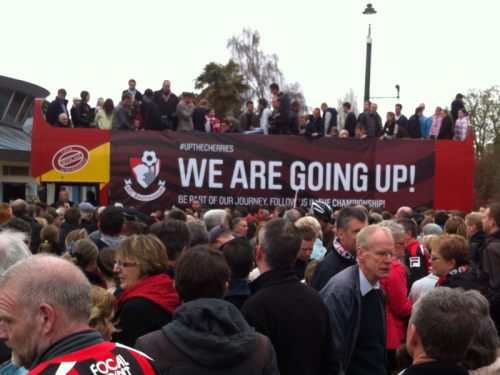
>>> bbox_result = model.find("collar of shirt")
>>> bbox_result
[359,269,380,296]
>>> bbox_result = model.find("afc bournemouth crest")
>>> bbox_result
[124,151,166,201]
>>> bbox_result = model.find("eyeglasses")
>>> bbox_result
[373,251,397,258]
[431,256,442,261]
[114,259,137,268]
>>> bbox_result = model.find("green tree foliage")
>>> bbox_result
[194,60,250,119]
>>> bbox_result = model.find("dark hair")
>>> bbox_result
[364,100,372,105]
[97,247,120,286]
[259,218,301,268]
[129,79,136,84]
[182,92,194,98]
[456,93,464,100]
[150,220,191,261]
[122,221,142,237]
[64,208,81,225]
[250,204,263,216]
[221,239,254,280]
[174,245,230,302]
[343,102,351,109]
[488,203,500,228]
[387,112,396,124]
[151,205,162,214]
[42,213,55,225]
[80,91,89,100]
[355,124,366,131]
[122,92,133,101]
[205,107,214,116]
[1,218,32,237]
[458,108,469,116]
[58,89,67,96]
[144,89,153,97]
[396,218,418,238]
[396,103,402,110]
[371,207,382,215]
[246,101,254,106]
[234,206,249,217]
[258,98,268,108]
[34,202,48,211]
[382,211,393,220]
[435,210,449,226]
[336,207,368,231]
[269,83,279,90]
[99,207,124,237]
[55,200,67,208]
[416,107,424,115]
[103,99,114,116]
[166,210,187,222]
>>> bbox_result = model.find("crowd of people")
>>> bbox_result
[43,80,470,140]
[0,191,499,375]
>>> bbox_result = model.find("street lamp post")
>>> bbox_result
[362,3,377,102]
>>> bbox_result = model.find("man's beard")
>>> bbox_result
[7,330,47,370]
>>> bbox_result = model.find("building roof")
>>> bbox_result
[0,75,49,98]
[0,125,31,162]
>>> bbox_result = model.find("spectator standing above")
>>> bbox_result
[312,108,325,136]
[70,96,80,125]
[46,89,69,126]
[408,107,424,139]
[258,98,272,135]
[321,225,394,375]
[311,206,368,292]
[94,99,114,130]
[395,103,409,130]
[437,109,454,139]
[478,203,500,286]
[269,83,290,134]
[141,89,162,131]
[136,246,279,374]
[204,107,220,133]
[431,235,490,294]
[192,99,208,132]
[130,102,145,130]
[221,118,237,133]
[428,106,443,139]
[0,256,161,375]
[53,113,69,128]
[402,288,480,375]
[241,219,340,375]
[451,93,465,122]
[289,101,300,135]
[75,90,96,128]
[153,80,179,130]
[418,102,428,132]
[455,108,470,141]
[465,212,487,265]
[238,100,260,133]
[321,102,338,135]
[113,235,180,347]
[357,100,370,124]
[123,79,143,102]
[93,98,104,117]
[11,199,43,254]
[176,92,195,132]
[343,102,357,137]
[113,93,135,131]
[361,102,382,137]
[379,112,410,139]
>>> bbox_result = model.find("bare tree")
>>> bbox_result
[227,28,308,113]
[336,88,360,129]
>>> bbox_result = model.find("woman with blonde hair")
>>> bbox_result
[340,129,349,138]
[65,228,88,250]
[90,285,117,341]
[38,225,64,254]
[62,238,101,286]
[443,216,468,240]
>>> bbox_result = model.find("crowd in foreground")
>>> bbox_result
[0,192,499,375]
[43,80,470,140]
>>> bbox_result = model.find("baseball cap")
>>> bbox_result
[209,225,230,244]
[79,202,96,213]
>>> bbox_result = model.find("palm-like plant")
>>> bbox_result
[194,60,250,119]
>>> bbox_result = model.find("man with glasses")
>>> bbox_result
[320,225,394,375]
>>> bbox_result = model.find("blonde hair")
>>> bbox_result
[65,229,88,250]
[96,98,105,107]
[422,234,439,253]
[38,225,59,254]
[296,216,323,240]
[35,218,48,226]
[89,285,116,338]
[304,259,320,286]
[443,216,468,240]
[115,235,168,279]
[340,130,349,137]
[62,239,99,269]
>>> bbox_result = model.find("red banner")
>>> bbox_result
[110,132,436,212]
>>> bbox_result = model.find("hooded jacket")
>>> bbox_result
[135,298,279,375]
[470,231,488,265]
[438,268,490,295]
[58,221,82,249]
[478,230,500,287]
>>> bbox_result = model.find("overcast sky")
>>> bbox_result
[3,0,499,118]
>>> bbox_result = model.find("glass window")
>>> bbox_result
[14,96,34,126]
[4,92,26,125]
[0,87,14,120]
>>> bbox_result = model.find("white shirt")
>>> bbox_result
[409,274,438,303]
[260,108,272,134]
[359,269,380,296]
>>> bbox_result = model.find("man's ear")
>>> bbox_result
[38,303,56,334]
[408,323,420,347]
[256,245,263,261]
[181,246,187,254]
[356,247,364,262]
[221,282,229,298]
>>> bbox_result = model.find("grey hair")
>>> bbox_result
[203,209,227,231]
[58,113,68,120]
[378,220,405,241]
[461,290,499,370]
[186,220,209,247]
[283,209,302,224]
[0,231,31,277]
[258,218,301,269]
[0,254,92,326]
[371,213,383,224]
[411,287,480,364]
[55,208,66,215]
[337,207,367,231]
[356,225,391,250]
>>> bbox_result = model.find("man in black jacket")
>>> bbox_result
[153,80,179,130]
[241,219,340,375]
[395,103,409,130]
[407,107,424,139]
[123,79,143,102]
[321,103,338,135]
[311,206,368,292]
[270,83,290,135]
[46,89,69,126]
[466,212,488,265]
[192,99,208,132]
[74,91,96,128]
[142,89,162,131]
[11,199,44,254]
[289,101,300,135]
[360,102,382,137]
[58,207,82,249]
[343,102,357,137]
[312,108,325,136]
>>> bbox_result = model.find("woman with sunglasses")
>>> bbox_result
[113,235,181,346]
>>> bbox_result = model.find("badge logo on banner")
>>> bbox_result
[124,151,166,202]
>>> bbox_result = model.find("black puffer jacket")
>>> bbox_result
[439,269,490,295]
[75,101,93,128]
[470,230,488,265]
[136,298,279,374]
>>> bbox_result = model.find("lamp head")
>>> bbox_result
[363,3,377,15]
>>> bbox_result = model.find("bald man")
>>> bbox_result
[395,206,413,220]
[0,255,160,375]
